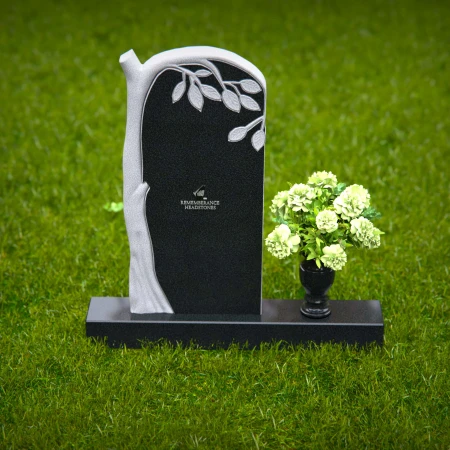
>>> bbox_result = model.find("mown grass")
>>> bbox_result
[1,0,449,448]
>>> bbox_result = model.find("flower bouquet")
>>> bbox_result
[266,171,384,317]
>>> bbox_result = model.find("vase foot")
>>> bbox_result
[301,302,331,319]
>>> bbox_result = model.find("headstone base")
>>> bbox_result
[86,298,383,348]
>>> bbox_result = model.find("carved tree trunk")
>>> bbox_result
[120,50,174,314]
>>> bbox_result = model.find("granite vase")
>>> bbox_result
[300,259,334,319]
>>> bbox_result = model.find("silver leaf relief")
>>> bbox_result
[228,126,247,142]
[240,79,262,94]
[195,69,212,77]
[229,116,265,151]
[165,60,265,151]
[222,90,241,112]
[187,82,203,111]
[240,95,260,111]
[201,84,221,101]
[251,129,266,151]
[172,79,186,103]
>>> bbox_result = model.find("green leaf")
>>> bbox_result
[361,207,382,220]
[335,183,347,195]
[315,258,322,268]
[103,202,124,213]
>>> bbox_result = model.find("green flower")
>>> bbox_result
[307,171,338,189]
[288,183,315,212]
[333,184,370,221]
[320,244,347,271]
[270,190,290,217]
[265,224,301,259]
[350,217,382,249]
[316,210,339,233]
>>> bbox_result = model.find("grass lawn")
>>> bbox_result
[1,0,449,448]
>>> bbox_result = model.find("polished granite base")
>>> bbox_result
[86,297,384,348]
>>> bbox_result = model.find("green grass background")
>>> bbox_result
[1,0,449,448]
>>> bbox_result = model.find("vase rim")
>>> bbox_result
[300,259,334,273]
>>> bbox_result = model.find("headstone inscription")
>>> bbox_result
[120,47,266,315]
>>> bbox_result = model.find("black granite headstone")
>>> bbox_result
[142,61,265,314]
[117,47,266,315]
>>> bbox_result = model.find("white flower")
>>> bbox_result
[307,171,338,189]
[265,224,300,259]
[270,190,290,216]
[320,244,347,271]
[350,217,382,249]
[333,184,370,221]
[288,183,315,212]
[316,210,339,233]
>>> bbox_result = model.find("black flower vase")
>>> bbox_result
[300,259,335,319]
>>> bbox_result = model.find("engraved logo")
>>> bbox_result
[181,185,220,210]
[193,185,206,199]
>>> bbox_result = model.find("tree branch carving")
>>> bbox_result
[166,61,265,151]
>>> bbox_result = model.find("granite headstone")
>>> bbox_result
[86,47,384,348]
[120,47,266,315]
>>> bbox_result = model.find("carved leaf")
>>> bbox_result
[172,80,186,103]
[228,126,248,142]
[251,130,265,151]
[195,69,212,77]
[240,79,262,94]
[201,84,221,101]
[222,90,241,112]
[188,83,204,111]
[240,95,261,111]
